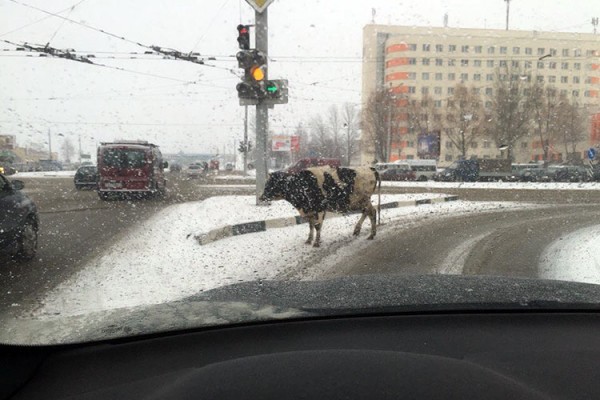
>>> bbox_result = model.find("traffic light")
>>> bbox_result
[237,25,250,50]
[236,49,267,100]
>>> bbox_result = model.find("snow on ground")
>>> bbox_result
[35,195,536,318]
[539,225,600,285]
[384,180,600,191]
[12,170,76,178]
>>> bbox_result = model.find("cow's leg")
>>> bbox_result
[353,209,368,236]
[306,216,315,245]
[313,211,325,248]
[367,204,377,240]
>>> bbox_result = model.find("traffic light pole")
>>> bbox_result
[255,8,268,204]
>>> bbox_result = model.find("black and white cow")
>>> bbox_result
[260,166,381,247]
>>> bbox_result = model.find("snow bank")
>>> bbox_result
[539,225,600,285]
[12,170,76,178]
[35,195,535,318]
[384,180,600,191]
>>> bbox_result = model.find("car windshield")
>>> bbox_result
[2,0,600,346]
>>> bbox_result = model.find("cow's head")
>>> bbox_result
[260,171,288,201]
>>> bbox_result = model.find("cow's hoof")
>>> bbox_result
[353,230,361,236]
[305,240,312,245]
[313,242,320,248]
[367,235,375,240]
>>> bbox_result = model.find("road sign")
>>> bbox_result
[588,147,596,160]
[244,0,275,13]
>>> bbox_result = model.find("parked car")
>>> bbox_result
[553,165,590,182]
[380,164,416,181]
[0,173,39,261]
[74,165,98,190]
[519,167,551,182]
[187,162,208,179]
[286,158,341,173]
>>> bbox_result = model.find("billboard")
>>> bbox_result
[291,135,300,152]
[417,131,441,159]
[272,135,291,152]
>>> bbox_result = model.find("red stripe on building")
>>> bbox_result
[386,43,409,54]
[385,71,409,82]
[591,64,600,70]
[389,85,409,94]
[590,90,599,98]
[591,77,600,84]
[386,58,409,68]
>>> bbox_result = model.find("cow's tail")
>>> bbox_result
[373,168,382,225]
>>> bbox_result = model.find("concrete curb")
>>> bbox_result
[195,195,459,246]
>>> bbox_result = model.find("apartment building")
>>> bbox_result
[361,24,600,165]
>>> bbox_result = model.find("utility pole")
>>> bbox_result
[255,8,268,204]
[593,17,599,34]
[243,105,248,175]
[78,134,82,163]
[504,0,511,31]
[47,129,52,160]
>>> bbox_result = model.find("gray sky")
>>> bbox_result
[1,0,599,156]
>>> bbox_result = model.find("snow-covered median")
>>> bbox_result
[12,170,76,178]
[539,225,600,285]
[35,194,534,318]
[384,180,600,190]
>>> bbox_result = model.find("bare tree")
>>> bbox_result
[293,122,310,159]
[61,137,75,163]
[487,67,535,160]
[326,105,343,159]
[362,89,401,163]
[444,84,486,158]
[341,102,360,165]
[530,84,563,165]
[309,114,335,157]
[556,97,587,163]
[407,94,440,135]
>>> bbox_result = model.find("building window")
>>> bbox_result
[561,76,568,83]
[561,62,569,70]
[487,60,494,68]
[448,73,456,80]
[550,48,557,56]
[461,45,469,53]
[474,74,481,81]
[435,58,443,66]
[500,46,507,54]
[524,61,532,69]
[435,72,443,80]
[460,73,468,81]
[586,49,595,56]
[499,60,507,67]
[486,74,494,82]
[549,62,557,69]
[512,60,519,68]
[434,86,442,94]
[474,59,482,67]
[445,154,453,161]
[574,62,581,70]
[485,87,493,95]
[448,58,456,66]
[573,76,580,84]
[537,76,544,83]
[461,59,469,66]
[408,43,417,51]
[434,100,442,108]
[537,47,545,55]
[562,49,569,57]
[472,87,481,94]
[548,76,556,83]
[422,44,431,52]
[521,142,529,149]
[421,87,429,95]
[435,44,443,52]
[407,86,415,94]
[485,101,492,108]
[422,72,430,80]
[572,90,579,97]
[422,58,430,65]
[574,49,581,57]
[560,89,568,96]
[585,90,591,97]
[487,46,495,54]
[537,61,544,69]
[512,46,520,54]
[408,72,416,79]
[474,45,482,53]
[448,87,455,95]
[449,44,456,52]
[471,142,479,149]
[445,141,453,149]
[408,58,416,65]
[483,141,491,149]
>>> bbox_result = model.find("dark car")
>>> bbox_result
[74,165,98,190]
[553,165,590,182]
[0,174,39,261]
[519,167,551,182]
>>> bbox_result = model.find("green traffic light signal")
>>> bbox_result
[266,81,278,95]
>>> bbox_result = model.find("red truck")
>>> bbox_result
[97,141,168,200]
